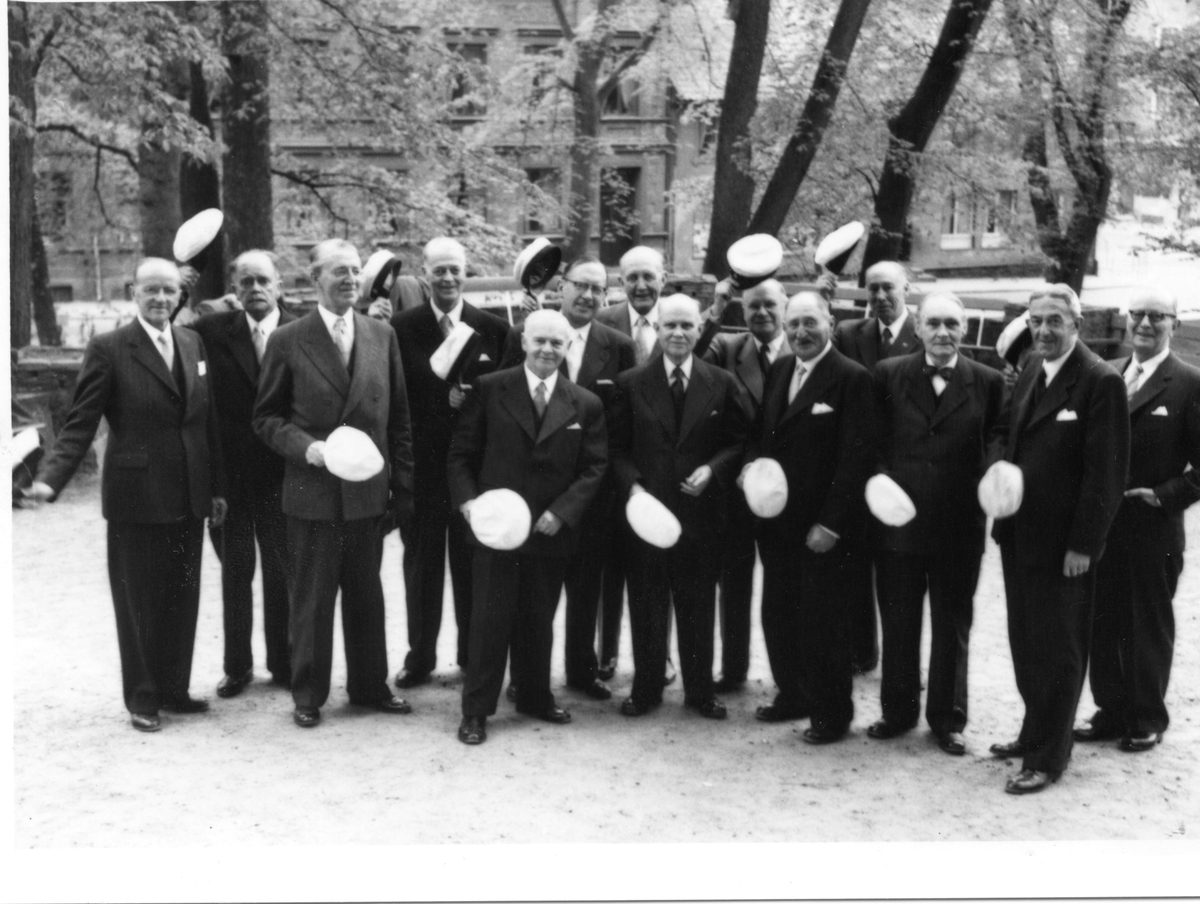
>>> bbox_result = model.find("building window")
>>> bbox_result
[50,285,74,302]
[450,172,488,220]
[940,191,974,250]
[448,42,488,116]
[523,43,561,93]
[602,74,640,117]
[524,167,562,234]
[600,167,640,266]
[982,190,1017,248]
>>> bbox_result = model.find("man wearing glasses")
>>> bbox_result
[1076,288,1200,754]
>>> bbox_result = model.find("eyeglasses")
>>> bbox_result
[567,279,607,296]
[1128,310,1175,324]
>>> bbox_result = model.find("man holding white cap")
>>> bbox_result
[746,292,875,743]
[254,239,416,728]
[448,309,607,744]
[867,292,1005,755]
[610,294,748,720]
[1076,287,1200,754]
[390,237,514,689]
[990,284,1128,793]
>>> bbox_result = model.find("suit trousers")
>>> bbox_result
[107,518,204,714]
[563,492,618,686]
[400,481,474,674]
[598,524,630,666]
[1091,505,1181,735]
[849,560,880,670]
[627,536,717,706]
[1000,545,1094,774]
[209,485,291,682]
[287,516,392,709]
[716,493,756,682]
[462,548,565,717]
[875,548,979,734]
[760,539,856,733]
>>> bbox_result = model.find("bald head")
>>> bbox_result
[1127,286,1179,362]
[619,246,665,316]
[423,236,467,313]
[743,279,787,343]
[864,261,909,326]
[657,293,702,365]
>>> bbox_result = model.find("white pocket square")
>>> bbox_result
[596,379,614,386]
[1056,409,1078,422]
[478,353,492,363]
[567,423,582,430]
[812,402,834,415]
[1152,406,1169,416]
[197,361,207,376]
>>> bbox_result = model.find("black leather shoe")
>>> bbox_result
[755,704,808,723]
[620,697,658,717]
[597,658,617,682]
[569,679,612,701]
[394,668,431,689]
[802,725,846,745]
[164,696,210,714]
[686,697,727,720]
[1004,769,1059,794]
[217,670,253,698]
[989,739,1026,758]
[663,659,677,687]
[130,713,161,733]
[371,695,412,715]
[458,715,487,745]
[293,706,321,727]
[1119,731,1162,752]
[518,705,571,724]
[506,682,517,702]
[938,731,967,756]
[713,675,746,694]
[867,719,913,740]
[1074,718,1124,742]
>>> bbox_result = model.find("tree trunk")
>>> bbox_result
[862,0,994,271]
[9,2,36,347]
[565,35,605,261]
[139,57,190,259]
[181,60,226,301]
[746,0,873,235]
[221,0,274,257]
[702,0,772,278]
[31,212,62,345]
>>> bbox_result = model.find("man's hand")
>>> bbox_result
[534,511,563,536]
[709,279,733,323]
[367,297,393,321]
[448,385,470,409]
[23,480,55,505]
[806,523,838,553]
[680,465,713,497]
[305,441,326,468]
[1002,362,1022,391]
[1125,487,1162,507]
[521,290,541,315]
[815,271,838,301]
[210,497,228,528]
[1063,550,1091,578]
[460,500,474,523]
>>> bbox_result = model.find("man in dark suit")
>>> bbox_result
[692,279,789,693]
[190,250,295,696]
[990,284,1129,793]
[610,294,747,720]
[746,292,875,743]
[1076,287,1200,753]
[866,292,1005,755]
[504,255,639,699]
[28,258,226,732]
[253,239,415,728]
[832,261,922,674]
[390,237,514,688]
[449,310,608,745]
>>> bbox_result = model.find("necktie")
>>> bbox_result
[157,333,174,373]
[534,381,548,423]
[635,317,654,363]
[1125,361,1143,398]
[252,325,266,363]
[880,327,893,356]
[439,314,452,339]
[1030,369,1047,411]
[758,343,772,377]
[332,317,350,368]
[671,367,686,427]
[788,363,807,403]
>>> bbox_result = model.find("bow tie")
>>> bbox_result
[922,364,954,381]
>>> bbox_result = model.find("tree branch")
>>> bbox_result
[550,0,575,42]
[596,17,662,100]
[31,12,63,77]
[91,146,121,229]
[37,123,139,170]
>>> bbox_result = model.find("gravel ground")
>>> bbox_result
[6,471,1199,900]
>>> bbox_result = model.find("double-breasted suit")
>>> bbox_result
[751,347,876,735]
[191,309,295,684]
[871,352,1005,735]
[447,367,607,717]
[1090,352,1200,738]
[610,356,748,708]
[992,340,1129,775]
[391,301,513,677]
[38,320,223,715]
[253,310,414,710]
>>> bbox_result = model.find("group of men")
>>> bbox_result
[27,232,1199,795]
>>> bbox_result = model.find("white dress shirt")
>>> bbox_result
[1040,337,1077,386]
[138,315,174,372]
[755,333,788,367]
[880,305,909,346]
[925,353,958,397]
[664,353,693,390]
[790,341,833,401]
[629,303,659,359]
[1127,345,1170,395]
[317,304,355,362]
[248,307,281,360]
[566,322,591,383]
[525,365,559,402]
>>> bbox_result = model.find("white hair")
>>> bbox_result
[1029,283,1082,321]
[619,245,664,275]
[423,236,467,266]
[523,308,572,339]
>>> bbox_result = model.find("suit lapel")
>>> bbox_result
[889,316,919,358]
[1027,347,1080,430]
[901,359,938,424]
[641,359,679,443]
[342,313,378,418]
[501,371,539,441]
[299,312,351,399]
[576,327,610,389]
[779,353,833,430]
[537,380,575,444]
[677,361,717,446]
[856,321,878,370]
[735,337,765,405]
[229,313,258,385]
[127,322,181,398]
[1128,354,1172,416]
[930,357,973,427]
[172,326,198,406]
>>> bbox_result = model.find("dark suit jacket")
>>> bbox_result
[391,301,513,481]
[991,341,1130,566]
[595,300,637,337]
[447,367,607,558]
[1111,351,1200,550]
[833,312,922,370]
[501,319,638,410]
[750,348,875,544]
[190,309,295,504]
[252,310,414,522]
[39,320,221,523]
[695,328,778,424]
[610,356,748,541]
[872,352,1005,555]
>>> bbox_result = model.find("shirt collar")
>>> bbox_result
[317,304,353,330]
[756,334,786,358]
[247,307,280,334]
[574,321,592,344]
[525,365,558,398]
[630,302,658,330]
[434,298,465,327]
[924,353,958,370]
[1133,346,1171,381]
[137,315,171,344]
[664,354,693,381]
[1041,337,1077,385]
[880,305,908,338]
[797,341,833,372]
